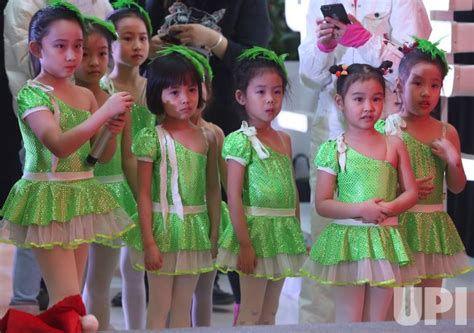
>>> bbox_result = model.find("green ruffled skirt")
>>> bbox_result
[301,223,420,287]
[124,211,214,275]
[0,178,134,249]
[216,215,307,280]
[398,211,473,279]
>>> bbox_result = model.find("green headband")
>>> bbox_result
[47,0,84,24]
[156,45,206,82]
[84,15,118,40]
[112,0,152,35]
[413,36,449,73]
[188,49,213,81]
[237,46,288,77]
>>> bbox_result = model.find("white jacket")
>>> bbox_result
[298,0,432,140]
[3,0,113,115]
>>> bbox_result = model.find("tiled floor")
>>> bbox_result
[1,203,473,329]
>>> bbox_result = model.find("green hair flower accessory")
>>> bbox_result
[413,36,449,73]
[156,45,206,82]
[84,15,118,40]
[112,0,152,35]
[47,0,84,24]
[237,46,288,76]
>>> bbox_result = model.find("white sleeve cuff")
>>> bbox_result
[21,106,50,119]
[225,156,247,166]
[317,167,336,175]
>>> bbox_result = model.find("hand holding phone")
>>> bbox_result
[320,3,351,25]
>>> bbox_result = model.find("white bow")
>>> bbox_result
[384,113,406,138]
[27,80,61,172]
[336,135,347,172]
[156,126,184,226]
[236,121,270,160]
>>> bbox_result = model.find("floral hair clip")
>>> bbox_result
[378,60,393,76]
[329,64,349,77]
[399,37,449,73]
[237,46,288,77]
[112,0,152,35]
[47,0,84,24]
[155,45,206,82]
[84,15,118,40]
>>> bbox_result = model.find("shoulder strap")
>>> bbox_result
[200,127,209,152]
[441,122,447,139]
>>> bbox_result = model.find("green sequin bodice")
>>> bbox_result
[222,132,296,209]
[402,132,445,204]
[94,133,123,177]
[316,140,398,203]
[132,127,207,206]
[17,86,92,173]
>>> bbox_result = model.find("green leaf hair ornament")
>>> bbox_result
[412,36,449,73]
[112,0,152,35]
[156,45,207,82]
[84,15,118,40]
[188,50,214,81]
[47,0,84,24]
[237,46,288,77]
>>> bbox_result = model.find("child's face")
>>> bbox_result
[33,19,83,78]
[236,70,284,125]
[399,62,443,117]
[75,32,109,85]
[336,78,384,130]
[112,16,149,67]
[161,83,199,120]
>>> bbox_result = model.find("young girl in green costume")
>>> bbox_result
[378,37,472,302]
[0,3,134,307]
[301,61,419,323]
[74,16,136,330]
[125,45,221,329]
[215,47,307,326]
[103,1,156,329]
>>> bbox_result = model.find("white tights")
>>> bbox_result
[147,274,199,329]
[82,244,120,330]
[120,247,146,329]
[334,285,393,323]
[192,270,217,327]
[238,275,285,326]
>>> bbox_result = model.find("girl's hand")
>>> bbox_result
[149,34,166,58]
[170,24,219,48]
[105,113,126,135]
[359,198,390,224]
[416,176,434,200]
[211,244,218,260]
[103,92,134,118]
[237,244,257,274]
[144,244,163,271]
[431,138,461,166]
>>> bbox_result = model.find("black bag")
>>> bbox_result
[293,153,311,202]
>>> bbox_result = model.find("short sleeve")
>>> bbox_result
[132,127,159,162]
[314,140,338,175]
[374,119,386,135]
[222,131,252,166]
[16,85,53,119]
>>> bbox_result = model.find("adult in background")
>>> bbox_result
[297,0,431,323]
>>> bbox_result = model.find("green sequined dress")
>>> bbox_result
[215,124,307,280]
[376,116,472,279]
[0,82,133,249]
[302,135,420,287]
[94,132,137,218]
[124,126,214,275]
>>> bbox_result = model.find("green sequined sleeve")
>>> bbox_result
[222,131,252,166]
[374,119,386,134]
[16,86,53,119]
[132,127,159,162]
[314,140,338,175]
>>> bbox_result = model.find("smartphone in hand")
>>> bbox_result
[320,3,351,25]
